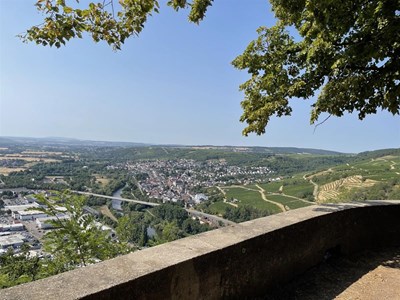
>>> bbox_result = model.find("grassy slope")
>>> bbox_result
[310,151,400,202]
[223,187,282,213]
[210,149,399,214]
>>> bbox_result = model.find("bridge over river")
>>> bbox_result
[72,191,236,226]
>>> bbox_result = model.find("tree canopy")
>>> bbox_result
[34,192,128,268]
[24,0,399,134]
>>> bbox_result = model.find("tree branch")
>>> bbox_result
[313,114,331,133]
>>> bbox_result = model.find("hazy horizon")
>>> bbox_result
[2,134,400,154]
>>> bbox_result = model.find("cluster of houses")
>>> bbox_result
[112,159,274,206]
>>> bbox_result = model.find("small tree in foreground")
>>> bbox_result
[0,192,129,289]
[35,192,129,270]
[0,245,41,289]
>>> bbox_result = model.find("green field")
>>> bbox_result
[223,187,281,213]
[214,150,400,214]
[311,157,399,185]
[208,201,232,215]
[220,152,400,209]
[257,182,282,193]
[281,182,314,199]
[266,195,312,209]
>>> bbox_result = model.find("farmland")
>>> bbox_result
[0,149,67,175]
[223,186,282,214]
[304,150,400,202]
[218,182,314,215]
[209,149,400,215]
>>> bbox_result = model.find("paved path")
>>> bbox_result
[186,209,236,226]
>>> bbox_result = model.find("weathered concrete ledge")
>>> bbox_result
[1,201,400,299]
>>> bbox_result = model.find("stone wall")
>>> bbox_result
[1,201,399,300]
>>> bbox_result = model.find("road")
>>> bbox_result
[72,191,236,226]
[74,191,160,207]
[186,209,236,226]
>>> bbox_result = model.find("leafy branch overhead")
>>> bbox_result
[22,0,212,50]
[233,0,400,135]
[23,0,399,134]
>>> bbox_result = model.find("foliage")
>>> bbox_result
[116,212,149,246]
[23,1,400,133]
[232,0,399,134]
[0,193,129,289]
[356,148,400,160]
[1,190,16,199]
[35,192,128,268]
[222,205,269,223]
[116,203,210,246]
[151,221,183,245]
[151,203,187,226]
[339,178,400,201]
[0,245,42,289]
[86,195,107,207]
[21,0,212,50]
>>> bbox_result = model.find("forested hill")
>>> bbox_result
[356,148,400,160]
[0,136,149,148]
[0,137,343,155]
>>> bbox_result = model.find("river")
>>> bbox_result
[111,187,124,211]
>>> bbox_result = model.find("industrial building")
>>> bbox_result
[36,215,70,229]
[0,234,26,249]
[0,224,24,232]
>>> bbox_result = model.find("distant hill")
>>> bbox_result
[0,136,346,155]
[0,136,150,148]
[356,148,400,159]
[167,145,344,155]
[250,146,345,155]
[1,136,393,156]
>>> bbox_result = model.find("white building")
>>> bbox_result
[0,234,26,249]
[0,224,24,232]
[36,215,70,229]
[193,193,209,204]
[5,203,40,213]
[13,210,48,221]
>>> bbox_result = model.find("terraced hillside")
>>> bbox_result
[202,149,400,220]
[317,175,377,202]
[305,150,400,203]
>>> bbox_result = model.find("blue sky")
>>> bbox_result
[0,1,399,153]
